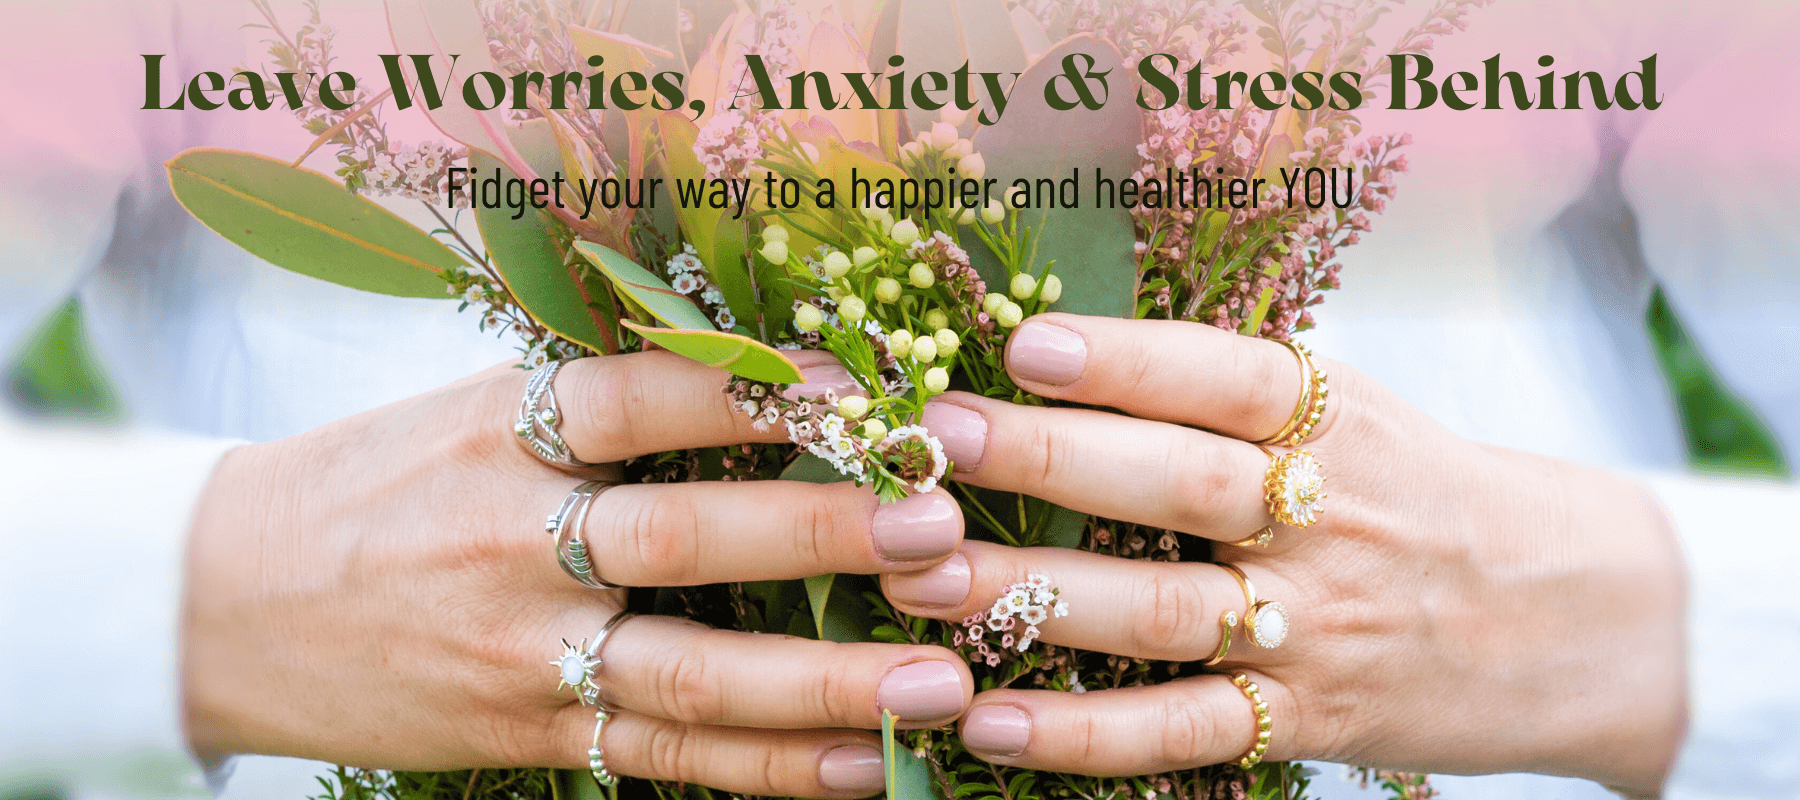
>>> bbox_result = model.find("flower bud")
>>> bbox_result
[923,309,950,331]
[1040,274,1063,303]
[888,328,914,359]
[861,203,886,219]
[763,223,790,243]
[853,246,879,267]
[838,295,867,322]
[794,303,824,332]
[836,394,869,419]
[982,200,1006,225]
[958,152,985,180]
[983,292,1008,315]
[826,285,847,301]
[949,138,974,158]
[930,122,958,150]
[759,239,789,264]
[923,366,950,393]
[890,219,920,246]
[911,333,939,362]
[957,205,977,226]
[900,141,924,160]
[860,418,888,440]
[908,262,935,289]
[822,251,853,278]
[933,328,960,355]
[874,277,903,304]
[1010,272,1038,300]
[996,301,1024,328]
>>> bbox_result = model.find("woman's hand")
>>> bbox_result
[886,314,1687,794]
[181,350,973,798]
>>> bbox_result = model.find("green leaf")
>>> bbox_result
[654,112,759,330]
[782,452,849,483]
[166,149,457,298]
[621,321,804,383]
[575,240,714,329]
[1039,503,1089,548]
[971,36,1141,318]
[472,121,614,352]
[803,573,835,640]
[882,711,940,800]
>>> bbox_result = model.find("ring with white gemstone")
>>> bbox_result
[515,360,599,469]
[551,610,638,705]
[1217,563,1290,650]
[1262,448,1326,529]
[548,479,625,589]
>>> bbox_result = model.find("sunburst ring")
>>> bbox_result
[550,611,639,706]
[1263,449,1326,529]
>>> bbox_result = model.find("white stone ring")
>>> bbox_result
[1216,563,1290,651]
[551,610,638,706]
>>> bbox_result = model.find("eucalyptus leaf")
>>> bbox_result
[803,574,836,639]
[621,321,804,383]
[882,710,942,800]
[575,240,714,329]
[166,149,456,298]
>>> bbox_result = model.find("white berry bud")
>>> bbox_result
[890,219,920,246]
[958,152,985,180]
[923,366,950,393]
[853,246,879,267]
[888,328,914,359]
[949,138,974,158]
[1010,272,1038,300]
[923,309,949,331]
[930,122,958,150]
[908,262,935,289]
[838,295,867,322]
[983,292,1007,315]
[981,200,1005,225]
[933,328,960,355]
[911,333,939,362]
[794,303,824,332]
[836,394,869,419]
[822,251,852,278]
[874,277,903,304]
[759,239,788,264]
[957,205,977,226]
[996,301,1024,328]
[762,224,790,243]
[860,418,889,440]
[1040,274,1063,303]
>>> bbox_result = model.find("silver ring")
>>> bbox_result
[515,360,598,469]
[584,611,638,787]
[547,480,626,589]
[549,610,638,707]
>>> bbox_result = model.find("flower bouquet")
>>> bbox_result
[169,0,1483,798]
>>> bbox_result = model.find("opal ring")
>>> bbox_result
[1217,563,1289,650]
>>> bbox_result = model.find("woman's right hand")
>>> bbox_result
[180,350,973,798]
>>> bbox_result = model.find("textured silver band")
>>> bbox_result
[547,480,625,590]
[514,360,598,469]
[584,611,637,788]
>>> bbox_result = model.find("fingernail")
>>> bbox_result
[886,553,972,607]
[818,745,885,792]
[962,705,1031,758]
[872,493,962,561]
[922,401,987,470]
[877,661,965,722]
[1006,321,1087,386]
[781,364,861,402]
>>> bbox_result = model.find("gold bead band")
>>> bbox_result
[1256,340,1329,448]
[1230,672,1273,769]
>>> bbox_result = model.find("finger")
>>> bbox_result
[545,479,964,587]
[537,349,856,463]
[922,393,1271,540]
[1002,313,1340,443]
[550,706,888,798]
[881,542,1298,664]
[589,615,973,729]
[953,671,1297,775]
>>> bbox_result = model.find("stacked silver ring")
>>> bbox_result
[515,360,598,469]
[551,611,637,787]
[548,480,626,590]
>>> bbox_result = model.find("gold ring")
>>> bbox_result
[1200,607,1237,666]
[1229,672,1272,768]
[1262,447,1326,528]
[1256,340,1329,447]
[1228,526,1275,548]
[1217,563,1289,649]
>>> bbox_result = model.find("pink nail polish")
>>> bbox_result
[962,705,1031,757]
[818,745,884,792]
[1006,322,1087,386]
[872,493,962,561]
[876,661,966,722]
[781,364,863,402]
[922,402,987,470]
[886,553,972,607]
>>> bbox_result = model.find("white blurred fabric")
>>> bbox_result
[2,0,1797,798]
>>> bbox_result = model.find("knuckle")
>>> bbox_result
[1026,419,1080,491]
[611,489,703,586]
[810,649,864,725]
[1156,690,1219,767]
[642,718,699,780]
[583,357,645,461]
[1161,437,1237,532]
[788,488,844,570]
[1131,569,1207,660]
[654,636,724,722]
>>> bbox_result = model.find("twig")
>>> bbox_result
[293,87,395,166]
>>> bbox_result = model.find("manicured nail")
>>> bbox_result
[922,401,987,470]
[1006,321,1087,386]
[818,745,885,792]
[961,705,1031,758]
[886,553,972,607]
[872,493,962,561]
[877,661,965,721]
[781,364,861,402]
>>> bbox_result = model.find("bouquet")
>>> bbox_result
[169,1,1485,798]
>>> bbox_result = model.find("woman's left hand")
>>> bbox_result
[884,313,1688,795]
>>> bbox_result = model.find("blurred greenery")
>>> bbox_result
[1647,286,1790,478]
[5,298,120,422]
